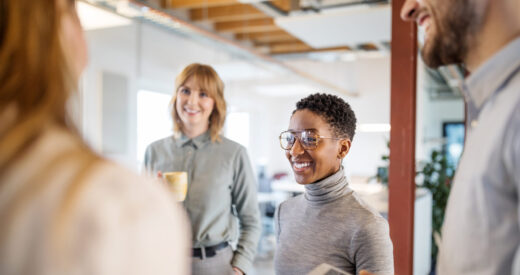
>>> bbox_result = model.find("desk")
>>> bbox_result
[271,179,305,193]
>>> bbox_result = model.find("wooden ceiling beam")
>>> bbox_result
[270,0,300,12]
[268,41,312,54]
[167,0,238,9]
[190,4,268,22]
[215,18,279,33]
[268,42,351,54]
[236,31,298,43]
[235,30,288,40]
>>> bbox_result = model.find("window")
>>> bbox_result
[443,122,465,167]
[225,112,250,150]
[136,90,172,164]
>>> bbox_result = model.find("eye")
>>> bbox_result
[302,136,317,144]
[180,88,190,95]
[200,91,208,98]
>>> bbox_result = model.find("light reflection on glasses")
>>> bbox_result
[279,130,342,150]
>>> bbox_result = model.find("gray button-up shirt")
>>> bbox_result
[437,37,520,275]
[144,132,261,274]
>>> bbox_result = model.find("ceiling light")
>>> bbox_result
[77,1,132,31]
[358,123,390,133]
[254,84,316,97]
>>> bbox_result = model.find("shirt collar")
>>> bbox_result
[176,131,211,149]
[464,37,520,110]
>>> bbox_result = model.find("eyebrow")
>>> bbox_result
[287,128,318,132]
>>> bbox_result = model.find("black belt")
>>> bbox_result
[192,242,228,259]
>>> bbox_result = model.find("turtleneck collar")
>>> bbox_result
[304,167,351,205]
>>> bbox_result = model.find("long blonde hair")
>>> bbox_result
[170,63,226,142]
[0,0,99,268]
[0,0,92,172]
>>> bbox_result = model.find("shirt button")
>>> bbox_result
[471,120,478,128]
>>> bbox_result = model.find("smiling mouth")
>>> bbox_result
[184,107,200,115]
[291,161,313,173]
[418,14,431,31]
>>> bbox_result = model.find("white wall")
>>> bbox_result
[274,57,391,179]
[416,61,465,162]
[81,17,409,181]
[83,24,139,168]
[82,20,300,175]
[82,21,240,169]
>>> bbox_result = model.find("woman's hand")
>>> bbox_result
[232,267,244,275]
[156,171,166,185]
[359,271,375,275]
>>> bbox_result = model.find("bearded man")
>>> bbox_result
[399,0,520,274]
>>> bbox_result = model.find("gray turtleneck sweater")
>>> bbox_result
[274,168,394,275]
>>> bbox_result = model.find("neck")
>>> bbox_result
[465,0,520,71]
[183,124,209,139]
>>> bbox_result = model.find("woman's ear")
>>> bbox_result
[337,139,351,160]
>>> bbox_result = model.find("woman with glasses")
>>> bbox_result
[0,0,189,274]
[143,63,261,275]
[274,93,394,275]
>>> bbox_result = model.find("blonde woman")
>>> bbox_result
[0,1,190,274]
[144,63,261,275]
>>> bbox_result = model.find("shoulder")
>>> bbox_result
[78,161,188,230]
[340,191,388,227]
[212,136,249,160]
[277,194,304,215]
[147,136,175,151]
[74,161,190,274]
[215,136,244,152]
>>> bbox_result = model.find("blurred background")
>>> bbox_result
[74,1,465,274]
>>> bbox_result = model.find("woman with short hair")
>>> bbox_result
[275,93,394,275]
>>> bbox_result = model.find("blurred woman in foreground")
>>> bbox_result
[0,1,189,274]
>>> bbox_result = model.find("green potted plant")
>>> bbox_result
[416,149,454,262]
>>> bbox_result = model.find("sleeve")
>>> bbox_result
[503,105,520,234]
[506,106,520,190]
[142,144,155,177]
[230,146,262,274]
[274,202,282,243]
[351,216,394,275]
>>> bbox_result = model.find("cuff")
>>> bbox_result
[232,252,252,275]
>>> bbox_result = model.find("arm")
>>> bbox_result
[142,144,155,176]
[230,146,262,274]
[352,217,394,275]
[504,107,520,273]
[274,202,282,243]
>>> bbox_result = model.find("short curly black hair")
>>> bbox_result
[293,93,357,140]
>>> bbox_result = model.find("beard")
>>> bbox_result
[421,0,483,68]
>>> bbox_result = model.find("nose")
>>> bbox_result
[187,91,198,105]
[400,0,420,21]
[289,138,305,157]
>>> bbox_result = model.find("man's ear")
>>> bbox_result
[337,139,351,160]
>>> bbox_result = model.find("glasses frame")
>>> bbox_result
[279,130,343,150]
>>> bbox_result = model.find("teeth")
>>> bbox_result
[293,162,311,169]
[184,107,199,114]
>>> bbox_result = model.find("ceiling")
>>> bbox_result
[145,0,390,55]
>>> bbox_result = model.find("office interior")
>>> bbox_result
[75,1,465,274]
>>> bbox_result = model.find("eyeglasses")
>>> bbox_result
[279,130,342,150]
